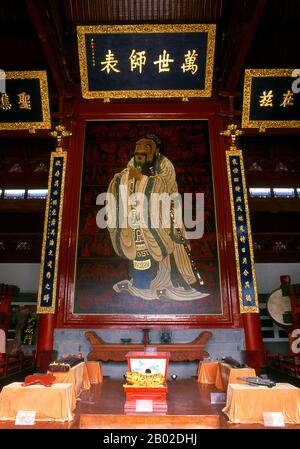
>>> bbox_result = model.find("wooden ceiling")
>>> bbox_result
[1,0,300,97]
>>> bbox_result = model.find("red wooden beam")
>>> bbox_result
[225,0,267,92]
[25,0,70,96]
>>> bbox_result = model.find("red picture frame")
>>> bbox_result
[57,102,240,329]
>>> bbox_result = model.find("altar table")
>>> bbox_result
[222,383,300,424]
[47,361,90,405]
[198,361,256,390]
[86,361,103,383]
[197,361,219,384]
[0,382,74,422]
[218,363,256,390]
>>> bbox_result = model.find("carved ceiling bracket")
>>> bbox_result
[220,123,243,151]
[49,124,72,152]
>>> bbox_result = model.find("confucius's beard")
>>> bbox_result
[134,154,155,175]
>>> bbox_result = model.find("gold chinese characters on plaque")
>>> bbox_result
[77,24,216,101]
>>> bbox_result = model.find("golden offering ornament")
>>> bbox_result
[124,371,165,387]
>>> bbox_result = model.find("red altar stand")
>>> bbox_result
[123,350,170,415]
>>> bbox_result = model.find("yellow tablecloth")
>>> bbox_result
[47,361,90,406]
[0,382,74,422]
[198,361,256,391]
[197,361,219,384]
[223,383,300,424]
[218,363,256,391]
[86,361,103,383]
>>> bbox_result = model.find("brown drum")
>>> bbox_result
[267,287,292,328]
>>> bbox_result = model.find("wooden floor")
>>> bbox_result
[0,377,299,430]
[77,379,223,429]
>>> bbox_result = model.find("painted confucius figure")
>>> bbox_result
[106,134,208,301]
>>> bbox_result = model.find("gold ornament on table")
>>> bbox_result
[49,124,72,151]
[124,371,165,387]
[220,124,243,150]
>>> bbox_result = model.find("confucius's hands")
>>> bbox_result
[129,166,143,181]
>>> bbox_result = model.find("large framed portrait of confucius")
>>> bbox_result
[57,106,240,328]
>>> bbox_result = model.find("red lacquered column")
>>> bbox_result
[243,313,265,372]
[36,313,56,369]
